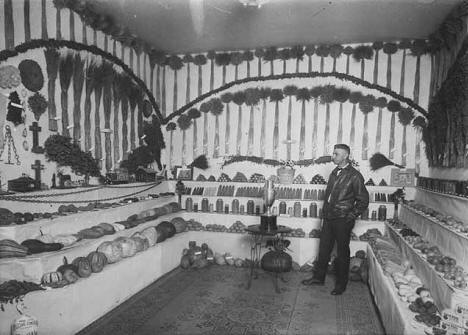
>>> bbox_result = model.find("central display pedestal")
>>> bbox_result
[260,214,277,232]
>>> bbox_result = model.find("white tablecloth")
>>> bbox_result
[415,188,468,223]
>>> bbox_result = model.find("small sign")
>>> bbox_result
[390,168,416,187]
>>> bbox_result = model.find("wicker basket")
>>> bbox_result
[277,167,295,184]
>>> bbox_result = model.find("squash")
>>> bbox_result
[97,241,123,263]
[157,221,176,238]
[87,250,107,273]
[21,239,63,254]
[57,256,78,275]
[23,212,34,222]
[171,217,187,233]
[261,250,292,273]
[0,239,28,258]
[141,227,158,246]
[114,237,137,257]
[41,271,63,286]
[155,226,167,243]
[97,222,115,235]
[72,256,93,278]
[131,236,146,253]
[62,268,79,284]
[77,228,104,239]
[53,234,78,247]
[165,202,180,213]
[180,255,191,269]
[137,208,159,219]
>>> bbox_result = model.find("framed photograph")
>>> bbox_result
[176,166,193,180]
[390,168,415,187]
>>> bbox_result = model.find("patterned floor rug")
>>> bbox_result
[78,266,384,335]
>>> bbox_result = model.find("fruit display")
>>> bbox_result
[232,172,248,182]
[217,173,231,182]
[285,228,305,238]
[404,201,468,235]
[417,176,468,198]
[359,228,383,241]
[249,173,265,183]
[310,174,326,184]
[293,174,306,184]
[186,219,205,231]
[268,175,280,183]
[309,229,321,238]
[227,221,246,233]
[179,241,214,269]
[205,224,228,232]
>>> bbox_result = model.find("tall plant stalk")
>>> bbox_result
[4,0,14,49]
[112,75,124,167]
[84,61,96,152]
[72,54,85,141]
[69,9,75,41]
[128,83,141,151]
[121,93,129,160]
[337,103,343,143]
[221,93,233,156]
[375,108,383,152]
[59,52,74,137]
[103,65,114,171]
[389,113,396,159]
[41,0,48,39]
[24,0,31,42]
[324,103,331,155]
[44,48,60,131]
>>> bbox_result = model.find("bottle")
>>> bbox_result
[216,198,224,213]
[225,204,229,214]
[240,205,245,215]
[309,202,317,218]
[294,202,302,217]
[247,200,255,215]
[302,208,308,217]
[371,210,377,220]
[185,197,193,212]
[361,208,369,220]
[279,201,287,215]
[232,199,240,214]
[378,205,387,221]
[202,198,209,212]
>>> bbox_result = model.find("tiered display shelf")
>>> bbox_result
[386,223,468,311]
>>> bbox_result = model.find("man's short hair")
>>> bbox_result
[334,144,350,155]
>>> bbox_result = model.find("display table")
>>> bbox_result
[367,245,425,335]
[399,204,468,269]
[415,187,468,222]
[386,223,468,311]
[244,224,292,293]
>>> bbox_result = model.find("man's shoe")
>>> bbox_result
[331,288,345,295]
[301,277,325,286]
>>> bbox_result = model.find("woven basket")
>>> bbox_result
[277,167,295,184]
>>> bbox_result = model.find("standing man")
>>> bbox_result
[302,144,369,295]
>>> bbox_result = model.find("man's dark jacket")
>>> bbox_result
[322,164,369,220]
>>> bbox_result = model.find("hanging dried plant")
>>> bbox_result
[387,100,401,112]
[315,45,330,57]
[232,91,246,106]
[193,54,207,65]
[398,107,414,126]
[334,87,350,103]
[319,85,335,104]
[230,52,244,80]
[349,91,363,104]
[295,88,311,101]
[28,92,48,121]
[188,107,201,119]
[210,98,224,115]
[375,96,388,109]
[269,88,284,102]
[352,45,373,61]
[221,92,233,104]
[263,47,278,75]
[329,44,344,71]
[309,86,323,99]
[359,95,375,114]
[244,88,260,106]
[283,85,298,97]
[200,101,212,113]
[166,122,176,131]
[177,114,192,130]
[243,50,254,62]
[215,53,231,66]
[412,116,427,129]
[372,41,384,51]
[258,87,271,100]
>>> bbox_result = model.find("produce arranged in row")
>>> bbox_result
[404,201,468,234]
[0,202,181,259]
[417,176,468,198]
[195,173,328,185]
[388,219,468,290]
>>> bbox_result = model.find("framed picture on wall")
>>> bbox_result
[176,166,193,180]
[390,168,416,187]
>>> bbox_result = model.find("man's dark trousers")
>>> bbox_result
[314,217,355,290]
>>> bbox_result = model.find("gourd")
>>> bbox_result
[157,221,176,238]
[224,253,235,266]
[141,227,158,246]
[21,239,63,254]
[171,217,187,233]
[114,237,137,257]
[53,234,78,247]
[35,229,54,244]
[0,239,28,258]
[57,257,80,284]
[97,241,123,263]
[41,271,63,285]
[76,227,104,239]
[97,222,115,235]
[132,233,150,250]
[87,250,107,273]
[180,255,191,269]
[214,252,226,265]
[111,223,125,232]
[165,202,180,213]
[155,226,167,243]
[23,212,34,222]
[72,256,93,278]
[234,258,244,267]
[131,236,147,253]
[261,250,292,273]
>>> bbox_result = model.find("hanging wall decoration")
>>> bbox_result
[304,45,315,73]
[258,88,271,158]
[269,89,284,159]
[352,45,374,80]
[72,54,85,141]
[128,81,142,151]
[209,98,224,158]
[102,62,114,172]
[120,77,131,160]
[387,99,402,159]
[27,92,48,121]
[278,48,291,75]
[6,91,24,126]
[222,155,356,168]
[58,52,74,137]
[243,50,254,77]
[193,54,207,97]
[374,97,388,153]
[316,45,330,73]
[383,43,398,89]
[183,54,193,104]
[372,42,383,85]
[295,88,310,160]
[263,47,277,76]
[398,107,415,166]
[112,73,124,167]
[309,86,321,158]
[319,85,335,155]
[283,85,298,160]
[369,153,404,171]
[398,40,411,95]
[200,100,212,155]
[168,55,184,111]
[231,52,244,81]
[177,114,192,165]
[348,91,363,157]
[359,95,375,160]
[0,125,20,165]
[44,48,60,131]
[166,122,176,169]
[232,91,245,155]
[334,87,350,144]
[188,107,201,158]
[220,93,233,156]
[329,44,344,73]
[0,65,21,89]
[244,88,260,156]
[83,60,97,152]
[255,48,265,76]
[18,60,44,92]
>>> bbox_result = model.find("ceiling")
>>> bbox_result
[91,0,462,54]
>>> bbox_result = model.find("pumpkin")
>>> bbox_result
[71,256,92,278]
[62,268,80,284]
[41,271,63,285]
[192,258,209,269]
[180,255,191,269]
[97,241,123,263]
[127,214,138,222]
[165,202,180,213]
[53,234,78,247]
[111,223,126,232]
[155,226,167,243]
[157,221,176,238]
[114,237,137,257]
[171,217,187,233]
[87,251,107,273]
[141,227,158,246]
[131,236,146,253]
[57,256,78,275]
[261,250,292,273]
[97,222,115,235]
[0,239,28,258]
[350,257,363,272]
